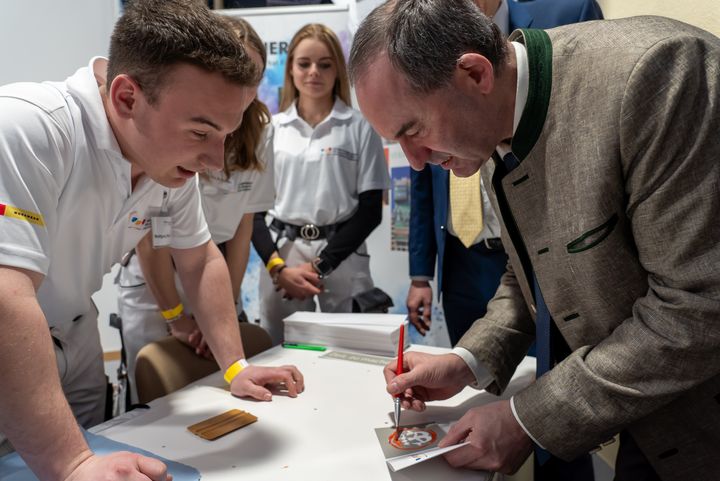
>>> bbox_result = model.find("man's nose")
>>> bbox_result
[203,137,226,171]
[399,138,429,171]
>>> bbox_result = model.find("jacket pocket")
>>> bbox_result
[566,213,618,254]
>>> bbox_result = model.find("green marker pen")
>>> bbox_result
[282,342,327,352]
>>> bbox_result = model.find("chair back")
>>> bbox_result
[135,322,272,404]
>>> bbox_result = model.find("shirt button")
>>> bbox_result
[440,225,445,230]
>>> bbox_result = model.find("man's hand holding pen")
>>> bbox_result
[383,352,475,411]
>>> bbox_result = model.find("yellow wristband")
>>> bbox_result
[266,257,285,273]
[161,303,184,321]
[224,359,249,384]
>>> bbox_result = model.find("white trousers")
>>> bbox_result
[116,254,181,405]
[53,308,107,427]
[259,238,374,345]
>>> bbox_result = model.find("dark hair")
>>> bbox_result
[349,0,507,93]
[107,0,259,104]
[279,23,352,112]
[222,15,271,175]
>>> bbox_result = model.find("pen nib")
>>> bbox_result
[393,397,401,430]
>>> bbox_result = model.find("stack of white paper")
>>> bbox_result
[283,311,409,356]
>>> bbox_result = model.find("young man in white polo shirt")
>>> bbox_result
[0,1,304,480]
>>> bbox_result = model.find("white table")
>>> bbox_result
[94,345,536,481]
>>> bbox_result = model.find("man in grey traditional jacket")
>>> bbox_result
[349,1,720,480]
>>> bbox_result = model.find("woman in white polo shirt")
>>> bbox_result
[253,23,390,344]
[116,17,274,403]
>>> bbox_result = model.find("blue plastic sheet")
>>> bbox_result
[0,429,200,480]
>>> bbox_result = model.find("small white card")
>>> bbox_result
[386,441,470,472]
[151,215,172,248]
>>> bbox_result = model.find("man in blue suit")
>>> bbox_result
[407,0,604,346]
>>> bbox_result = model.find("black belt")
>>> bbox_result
[470,237,504,252]
[480,237,504,251]
[270,218,343,241]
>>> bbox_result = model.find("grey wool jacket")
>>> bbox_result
[457,16,720,481]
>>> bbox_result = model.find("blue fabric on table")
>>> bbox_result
[0,429,200,480]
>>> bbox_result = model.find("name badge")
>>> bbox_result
[152,215,172,248]
[151,190,172,248]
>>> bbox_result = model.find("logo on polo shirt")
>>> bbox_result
[0,203,45,226]
[320,147,358,162]
[128,211,150,230]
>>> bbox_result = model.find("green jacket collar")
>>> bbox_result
[508,28,552,162]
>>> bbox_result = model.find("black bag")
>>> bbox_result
[351,287,394,313]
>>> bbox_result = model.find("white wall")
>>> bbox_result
[596,0,720,36]
[0,1,118,85]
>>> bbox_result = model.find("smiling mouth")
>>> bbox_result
[178,166,197,178]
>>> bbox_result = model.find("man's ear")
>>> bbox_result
[108,74,141,119]
[455,53,494,94]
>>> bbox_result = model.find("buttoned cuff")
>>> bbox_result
[451,347,493,389]
[410,275,433,282]
[510,395,546,449]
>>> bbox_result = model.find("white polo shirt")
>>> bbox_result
[200,124,275,244]
[0,57,210,330]
[270,98,390,226]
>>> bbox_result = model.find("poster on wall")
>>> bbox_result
[390,166,410,251]
[223,4,351,114]
[371,144,451,347]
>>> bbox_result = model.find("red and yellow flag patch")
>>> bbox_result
[0,203,45,226]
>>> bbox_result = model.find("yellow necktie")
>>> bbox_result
[449,170,483,248]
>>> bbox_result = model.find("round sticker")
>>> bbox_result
[388,427,438,450]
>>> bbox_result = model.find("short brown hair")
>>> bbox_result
[279,23,351,112]
[107,0,259,104]
[222,15,271,175]
[349,0,507,93]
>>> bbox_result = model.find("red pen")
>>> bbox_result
[393,323,405,429]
